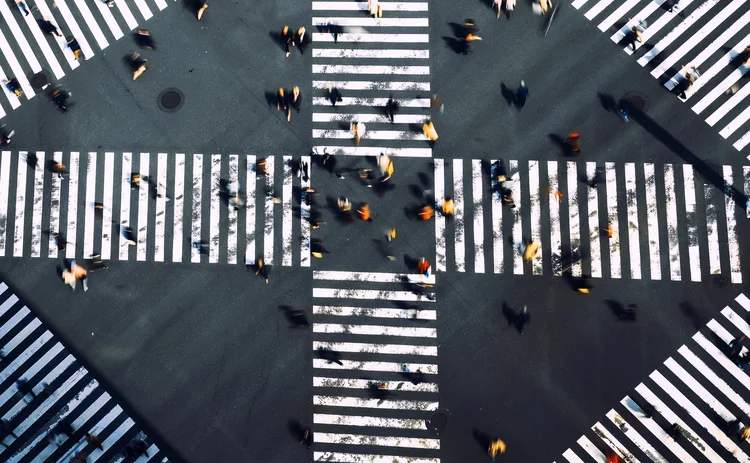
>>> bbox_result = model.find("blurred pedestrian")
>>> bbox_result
[128,51,148,81]
[323,152,344,179]
[505,0,515,18]
[131,173,142,189]
[516,305,529,333]
[62,268,76,291]
[606,452,622,463]
[39,18,62,37]
[123,226,136,246]
[289,86,301,120]
[665,0,679,13]
[368,0,379,18]
[327,22,341,43]
[282,26,294,57]
[677,65,699,99]
[1,126,14,146]
[523,240,540,261]
[66,37,82,60]
[464,19,481,41]
[385,96,400,123]
[300,428,312,449]
[135,29,156,50]
[255,259,269,283]
[351,121,366,145]
[566,132,581,154]
[377,153,394,181]
[441,198,455,217]
[277,88,288,116]
[71,260,88,291]
[4,78,22,97]
[256,158,268,176]
[357,203,372,221]
[742,425,750,441]
[489,438,506,459]
[423,121,438,142]
[86,433,103,450]
[311,239,331,258]
[338,197,351,212]
[16,0,29,16]
[196,0,208,20]
[589,166,604,188]
[294,27,307,54]
[418,204,434,220]
[493,0,501,18]
[52,232,67,250]
[328,86,343,106]
[516,80,528,108]
[417,257,431,277]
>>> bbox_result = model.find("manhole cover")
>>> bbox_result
[714,274,728,288]
[621,91,649,112]
[158,88,184,113]
[426,409,450,435]
[29,72,48,89]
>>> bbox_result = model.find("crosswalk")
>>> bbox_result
[0,280,172,462]
[311,270,440,463]
[573,0,750,155]
[0,0,171,119]
[311,1,433,158]
[556,292,750,463]
[0,151,312,266]
[434,158,748,283]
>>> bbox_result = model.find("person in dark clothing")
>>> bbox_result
[4,78,22,97]
[516,80,528,108]
[318,347,343,365]
[16,379,36,399]
[134,29,155,50]
[282,26,294,57]
[39,19,62,37]
[327,22,341,43]
[590,166,605,188]
[66,37,82,60]
[300,429,312,448]
[385,96,400,124]
[294,27,307,54]
[289,86,301,120]
[328,86,343,106]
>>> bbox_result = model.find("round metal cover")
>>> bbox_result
[621,90,649,112]
[158,88,184,113]
[30,72,48,89]
[426,408,450,436]
[714,274,728,288]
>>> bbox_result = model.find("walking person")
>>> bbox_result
[289,86,301,121]
[589,166,605,188]
[128,51,148,81]
[441,198,455,217]
[294,27,307,54]
[255,259,269,283]
[282,26,294,57]
[135,29,156,50]
[489,438,506,460]
[493,0,501,18]
[417,257,431,277]
[368,0,380,18]
[328,86,343,106]
[277,88,288,117]
[516,81,528,108]
[66,37,82,60]
[39,18,62,37]
[71,260,89,291]
[123,226,136,246]
[300,428,312,449]
[423,121,438,142]
[418,204,434,220]
[0,126,15,146]
[16,0,29,16]
[323,152,344,179]
[377,153,394,182]
[357,203,372,221]
[351,121,366,145]
[516,305,530,333]
[4,78,22,97]
[505,0,515,19]
[195,0,208,20]
[565,132,581,155]
[52,232,67,250]
[385,96,400,123]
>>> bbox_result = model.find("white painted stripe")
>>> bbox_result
[693,54,750,111]
[650,370,743,461]
[0,294,19,319]
[315,432,439,449]
[665,356,736,422]
[313,65,430,75]
[623,395,694,462]
[1,311,36,352]
[21,2,64,79]
[313,453,438,463]
[548,161,561,276]
[227,154,238,265]
[637,0,720,66]
[584,0,614,21]
[606,408,666,462]
[119,153,132,260]
[113,0,138,30]
[0,1,43,71]
[724,166,741,283]
[313,80,430,91]
[313,129,428,141]
[0,152,10,256]
[209,154,221,263]
[491,160,502,274]
[47,152,61,258]
[313,341,437,356]
[313,113,430,124]
[15,367,86,430]
[136,153,149,261]
[313,377,437,392]
[694,331,750,391]
[567,161,581,277]
[153,0,167,10]
[70,0,108,50]
[313,323,436,337]
[591,422,636,462]
[312,49,429,59]
[597,0,640,31]
[571,0,590,8]
[529,161,542,275]
[132,0,153,20]
[721,101,750,139]
[92,0,124,40]
[312,358,437,374]
[312,146,432,158]
[313,288,430,302]
[154,153,167,262]
[707,318,745,354]
[264,156,275,265]
[282,156,293,267]
[12,153,26,257]
[586,162,602,278]
[644,163,661,280]
[0,60,21,108]
[70,392,111,440]
[313,97,430,107]
[91,417,134,461]
[191,154,203,263]
[681,165,700,281]
[312,2,429,11]
[577,435,605,461]
[300,154,311,267]
[605,162,620,278]
[29,152,45,258]
[652,1,745,78]
[32,0,78,71]
[510,161,523,275]
[611,0,666,44]
[314,271,436,284]
[83,152,96,259]
[172,153,185,263]
[65,152,79,259]
[314,33,429,43]
[562,449,585,463]
[313,17,429,27]
[734,130,750,151]
[245,155,256,265]
[624,163,641,279]
[55,0,95,58]
[471,160,485,273]
[100,152,114,261]
[737,293,750,311]
[0,30,34,100]
[314,414,428,430]
[78,404,122,453]
[745,166,750,218]
[453,159,465,272]
[724,306,750,339]
[313,395,438,410]
[0,332,53,403]
[434,158,446,272]
[705,79,750,126]
[679,345,750,417]
[705,185,721,274]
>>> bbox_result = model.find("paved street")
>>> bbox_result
[0,0,747,462]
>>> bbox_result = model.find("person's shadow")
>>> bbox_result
[501,301,517,327]
[472,428,492,452]
[500,83,515,106]
[442,36,469,54]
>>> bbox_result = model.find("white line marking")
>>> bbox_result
[314,414,428,430]
[597,0,640,31]
[313,341,437,356]
[314,432,439,449]
[92,0,123,40]
[313,129,428,140]
[313,288,435,302]
[209,154,221,263]
[453,159,465,272]
[12,153,26,257]
[264,156,275,265]
[119,153,131,260]
[591,421,637,462]
[313,377,437,393]
[312,49,429,59]
[0,1,43,72]
[191,154,203,263]
[529,161,542,275]
[54,0,95,58]
[607,408,666,462]
[32,0,78,71]
[694,331,750,391]
[21,1,64,79]
[511,160,523,274]
[113,0,138,30]
[313,17,429,27]
[154,153,167,262]
[313,97,430,107]
[644,163,661,280]
[29,152,45,258]
[227,154,238,265]
[0,152,10,256]
[101,152,113,261]
[548,161,561,276]
[313,65,430,75]
[313,80,430,91]
[312,2,429,11]
[314,271,436,284]
[313,396,438,410]
[562,448,585,463]
[312,358,437,374]
[664,164,681,280]
[606,162,620,278]
[83,152,96,259]
[586,162,602,278]
[172,153,185,263]
[576,435,605,461]
[313,304,436,320]
[624,163,641,279]
[471,160,485,273]
[311,147,432,158]
[682,165,700,281]
[246,155,256,265]
[724,166,741,283]
[65,152,79,259]
[300,155,311,267]
[47,152,62,258]
[312,323,436,337]
[132,0,153,21]
[313,33,429,43]
[491,160,502,274]
[679,345,750,417]
[282,156,293,267]
[136,153,149,261]
[312,113,430,124]
[567,162,581,277]
[434,159,446,272]
[69,0,108,50]
[584,0,614,21]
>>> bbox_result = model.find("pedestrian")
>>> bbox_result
[72,451,88,462]
[16,378,35,399]
[565,132,581,155]
[575,275,592,294]
[0,126,14,146]
[418,204,434,220]
[505,0,515,18]
[590,167,605,188]
[516,81,528,108]
[4,78,22,97]
[489,438,506,460]
[539,0,552,14]
[196,0,208,20]
[282,26,294,57]
[676,65,699,99]
[441,198,455,217]
[464,19,481,41]
[300,428,312,449]
[368,0,380,18]
[606,453,622,463]
[742,425,750,441]
[328,86,343,106]
[39,18,62,37]
[123,226,136,246]
[16,0,29,16]
[255,259,269,283]
[311,239,331,258]
[351,121,366,145]
[1,419,17,441]
[730,335,745,359]
[294,27,307,54]
[71,260,88,292]
[423,121,438,142]
[338,197,351,212]
[327,22,341,43]
[523,239,540,261]
[135,29,156,50]
[385,96,400,123]
[88,254,109,271]
[52,232,67,251]
[665,0,679,13]
[289,86,301,121]
[63,269,78,289]
[256,158,268,176]
[386,228,396,241]
[417,257,431,277]
[277,88,288,116]
[128,51,148,81]
[493,0,501,18]
[516,305,530,333]
[66,37,82,60]
[668,423,682,440]
[377,153,394,182]
[131,173,142,189]
[86,433,103,450]
[430,94,444,113]
[357,203,372,221]
[323,152,344,179]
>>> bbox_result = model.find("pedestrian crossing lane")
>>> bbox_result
[556,293,750,463]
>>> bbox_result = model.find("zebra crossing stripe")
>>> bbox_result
[472,160,485,274]
[591,421,636,462]
[172,153,185,263]
[48,152,61,258]
[313,323,436,337]
[191,154,203,263]
[101,152,114,261]
[30,152,44,258]
[83,152,96,260]
[312,80,430,91]
[605,162,620,278]
[724,166,741,283]
[312,17,429,27]
[22,2,64,79]
[313,395,439,410]
[314,413,429,430]
[154,152,168,262]
[678,345,750,416]
[624,163,640,279]
[312,358,437,374]
[93,0,124,40]
[70,0,109,51]
[576,435,605,461]
[312,49,429,59]
[606,409,662,463]
[0,1,43,72]
[722,306,750,338]
[313,129,428,140]
[12,153,26,257]
[227,154,239,265]
[705,80,750,125]
[314,33,429,43]
[312,2,429,11]
[209,154,221,263]
[597,0,639,31]
[567,162,581,277]
[113,0,139,31]
[65,152,80,259]
[314,271,436,284]
[313,341,437,356]
[705,185,721,274]
[693,331,750,391]
[548,161,561,276]
[313,112,429,123]
[314,432,440,449]
[453,159,465,272]
[491,161,503,274]
[34,0,79,71]
[133,0,154,21]
[585,0,614,20]
[643,164,660,280]
[245,155,256,265]
[282,156,293,267]
[313,452,438,463]
[263,156,275,265]
[301,154,311,267]
[529,161,542,275]
[682,165,700,281]
[664,357,737,424]
[0,29,34,100]
[313,377,437,393]
[434,159,446,272]
[119,153,132,260]
[137,152,150,261]
[586,162,602,278]
[562,448,585,463]
[510,161,522,275]
[312,97,430,107]
[313,64,430,75]
[55,0,95,59]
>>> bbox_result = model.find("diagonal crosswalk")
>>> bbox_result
[574,0,750,155]
[555,292,750,463]
[435,158,747,283]
[0,151,312,266]
[0,0,172,119]
[311,1,433,158]
[311,270,440,463]
[0,280,173,462]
